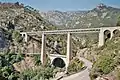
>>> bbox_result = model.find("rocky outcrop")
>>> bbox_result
[13,56,36,72]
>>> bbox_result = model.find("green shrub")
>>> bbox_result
[68,58,84,73]
[117,16,120,26]
[0,52,56,80]
[90,38,120,79]
[19,66,55,80]
[98,55,115,74]
[32,54,41,66]
[90,54,116,79]
[12,31,22,43]
[0,52,24,80]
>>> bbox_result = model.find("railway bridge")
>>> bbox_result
[20,26,120,70]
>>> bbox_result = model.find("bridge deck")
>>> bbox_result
[20,26,120,35]
[20,28,101,35]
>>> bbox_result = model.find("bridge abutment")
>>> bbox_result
[20,32,28,42]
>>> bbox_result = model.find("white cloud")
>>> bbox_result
[109,4,120,8]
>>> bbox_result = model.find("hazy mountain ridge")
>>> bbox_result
[40,3,120,29]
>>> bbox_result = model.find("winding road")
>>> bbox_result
[61,57,93,80]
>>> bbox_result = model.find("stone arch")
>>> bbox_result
[104,30,111,41]
[113,29,120,38]
[52,57,66,68]
[23,34,26,37]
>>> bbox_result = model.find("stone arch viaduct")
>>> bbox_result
[20,26,120,69]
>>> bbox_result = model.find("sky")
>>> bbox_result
[0,0,120,11]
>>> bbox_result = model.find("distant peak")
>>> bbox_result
[96,3,107,10]
[97,3,107,7]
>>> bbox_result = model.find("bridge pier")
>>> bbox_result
[98,29,104,47]
[24,33,28,42]
[110,30,113,40]
[66,33,72,71]
[41,33,46,65]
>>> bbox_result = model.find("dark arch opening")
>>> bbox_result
[113,29,120,38]
[52,58,65,68]
[104,30,111,42]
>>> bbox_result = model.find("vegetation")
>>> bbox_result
[117,16,120,26]
[90,37,120,79]
[12,31,22,43]
[32,54,41,66]
[68,58,84,74]
[18,55,55,80]
[0,52,56,80]
[19,66,55,80]
[0,4,57,80]
[0,52,24,80]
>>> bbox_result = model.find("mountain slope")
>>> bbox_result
[40,3,120,29]
[0,2,56,51]
[0,2,55,32]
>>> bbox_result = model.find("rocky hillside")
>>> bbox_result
[0,2,56,52]
[0,2,55,32]
[40,3,120,29]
